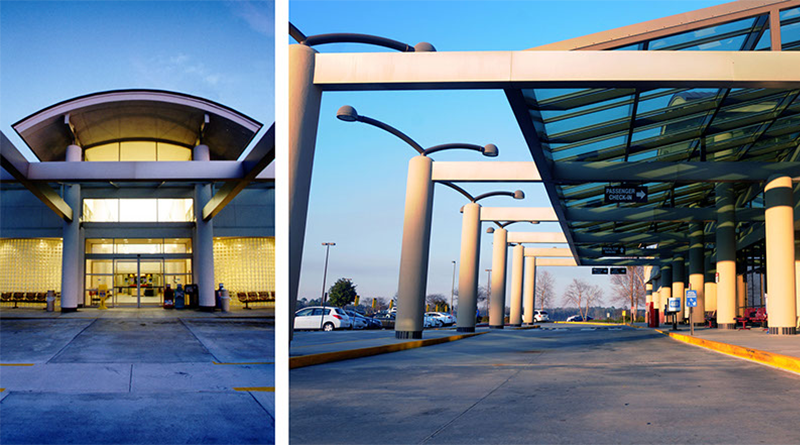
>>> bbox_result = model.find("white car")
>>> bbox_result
[426,312,455,326]
[294,306,352,331]
[424,314,443,328]
[534,310,550,322]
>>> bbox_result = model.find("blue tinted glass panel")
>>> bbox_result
[649,17,756,50]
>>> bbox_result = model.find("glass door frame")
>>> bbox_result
[85,253,192,308]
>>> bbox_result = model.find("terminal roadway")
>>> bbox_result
[290,324,800,445]
[0,314,274,444]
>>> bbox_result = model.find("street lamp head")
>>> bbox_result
[414,42,436,52]
[530,221,540,225]
[481,144,499,157]
[486,227,495,234]
[513,190,525,200]
[322,242,336,246]
[336,105,359,122]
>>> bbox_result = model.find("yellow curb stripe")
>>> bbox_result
[290,331,488,369]
[511,325,541,330]
[233,387,275,392]
[554,321,627,326]
[654,329,800,374]
[0,363,34,366]
[213,362,274,365]
[0,388,5,392]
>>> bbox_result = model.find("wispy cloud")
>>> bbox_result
[131,53,225,93]
[226,0,274,37]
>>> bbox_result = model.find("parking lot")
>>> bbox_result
[291,324,800,444]
[0,312,274,444]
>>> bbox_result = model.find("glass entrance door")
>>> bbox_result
[112,258,165,307]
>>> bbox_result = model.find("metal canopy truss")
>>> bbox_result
[303,0,800,269]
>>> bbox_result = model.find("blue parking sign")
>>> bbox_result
[686,289,698,307]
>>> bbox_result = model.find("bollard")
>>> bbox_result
[46,290,55,312]
[220,288,230,313]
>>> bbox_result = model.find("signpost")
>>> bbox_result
[610,267,627,275]
[602,246,626,256]
[668,297,681,331]
[686,289,698,336]
[592,268,609,275]
[604,185,648,204]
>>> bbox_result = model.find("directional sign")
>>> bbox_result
[604,185,648,204]
[668,297,681,312]
[592,268,609,275]
[602,246,626,256]
[686,289,698,308]
[610,267,627,275]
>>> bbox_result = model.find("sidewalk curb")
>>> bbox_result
[290,332,488,369]
[654,328,800,375]
[553,321,628,327]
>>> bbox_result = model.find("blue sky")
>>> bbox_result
[0,1,274,161]
[291,0,731,308]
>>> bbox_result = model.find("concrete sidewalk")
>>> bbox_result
[0,306,274,319]
[290,328,471,357]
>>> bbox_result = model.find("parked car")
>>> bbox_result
[534,310,550,322]
[365,316,382,330]
[374,312,396,329]
[424,314,443,328]
[426,312,455,326]
[566,315,594,322]
[294,306,351,331]
[345,310,369,330]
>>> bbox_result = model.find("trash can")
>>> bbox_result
[46,290,55,312]
[163,284,175,309]
[174,284,185,309]
[220,288,230,313]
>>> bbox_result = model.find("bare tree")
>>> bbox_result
[610,266,646,321]
[562,279,604,319]
[476,285,489,318]
[426,293,448,311]
[536,270,555,309]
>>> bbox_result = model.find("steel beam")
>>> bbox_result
[479,207,558,222]
[202,125,275,221]
[523,247,573,257]
[571,231,687,243]
[577,245,688,257]
[506,232,567,244]
[536,258,578,267]
[431,162,541,182]
[565,207,764,222]
[552,161,800,183]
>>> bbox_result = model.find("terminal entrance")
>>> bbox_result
[84,238,193,308]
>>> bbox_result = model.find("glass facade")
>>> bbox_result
[83,199,194,223]
[214,237,275,308]
[0,239,62,295]
[84,141,192,162]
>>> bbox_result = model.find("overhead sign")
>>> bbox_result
[592,268,609,275]
[602,246,626,256]
[668,297,681,312]
[610,267,627,275]
[686,289,697,308]
[604,185,648,203]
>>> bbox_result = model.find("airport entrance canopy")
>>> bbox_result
[296,0,800,268]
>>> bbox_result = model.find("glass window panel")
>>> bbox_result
[649,17,756,51]
[755,27,771,51]
[157,143,192,161]
[164,238,192,254]
[85,143,119,162]
[85,239,114,254]
[120,141,156,161]
[115,239,162,254]
[157,199,194,222]
[119,199,158,222]
[780,7,800,20]
[83,199,119,222]
[781,21,800,50]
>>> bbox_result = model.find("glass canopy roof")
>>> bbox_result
[516,5,800,264]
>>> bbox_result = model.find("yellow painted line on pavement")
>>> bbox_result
[554,321,627,327]
[0,363,34,366]
[213,361,273,365]
[290,331,488,369]
[233,387,275,392]
[654,329,800,375]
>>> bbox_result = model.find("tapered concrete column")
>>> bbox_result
[523,256,536,325]
[653,279,662,326]
[716,183,737,329]
[672,256,685,321]
[660,264,672,325]
[194,144,215,311]
[456,202,481,332]
[736,273,746,316]
[489,228,508,329]
[688,223,705,325]
[60,184,81,312]
[395,155,435,339]
[645,282,653,325]
[764,175,797,335]
[65,144,83,162]
[795,243,800,327]
[508,244,524,327]
[289,44,323,339]
[705,254,717,313]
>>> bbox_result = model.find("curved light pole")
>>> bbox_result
[290,23,436,53]
[319,242,335,330]
[337,105,498,339]
[444,182,524,332]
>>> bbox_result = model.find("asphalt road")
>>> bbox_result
[290,324,800,445]
[0,317,274,444]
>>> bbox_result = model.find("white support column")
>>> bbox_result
[672,255,686,322]
[522,256,536,325]
[716,183,737,330]
[660,265,672,325]
[289,44,323,339]
[765,175,797,335]
[60,183,81,312]
[688,222,705,326]
[489,228,508,329]
[508,244,524,327]
[705,253,717,313]
[194,144,215,311]
[395,156,435,339]
[456,202,481,332]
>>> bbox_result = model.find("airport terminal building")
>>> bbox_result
[0,90,275,311]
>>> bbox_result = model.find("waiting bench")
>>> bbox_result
[1,292,48,308]
[236,291,275,309]
[735,307,767,330]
